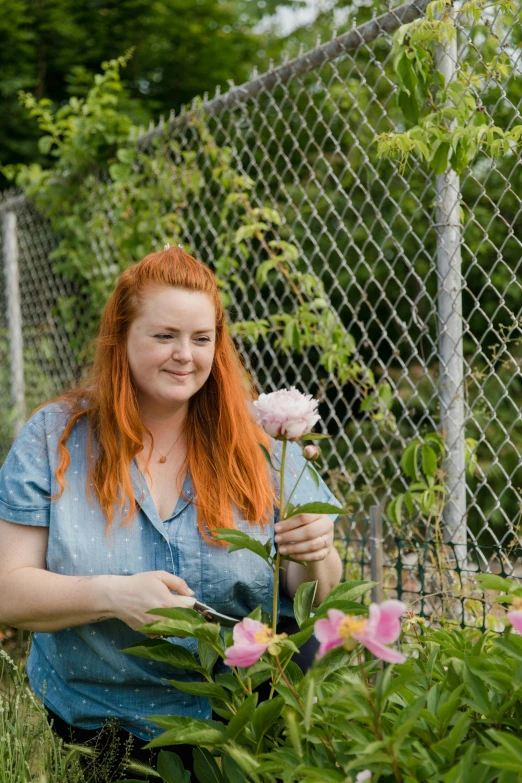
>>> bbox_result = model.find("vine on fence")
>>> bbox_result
[2,54,394,428]
[375,0,520,174]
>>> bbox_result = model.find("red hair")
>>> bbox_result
[44,247,276,541]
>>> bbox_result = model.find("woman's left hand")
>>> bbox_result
[274,513,334,562]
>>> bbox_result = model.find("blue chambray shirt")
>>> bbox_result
[0,402,340,741]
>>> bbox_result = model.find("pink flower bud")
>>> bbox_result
[303,444,320,461]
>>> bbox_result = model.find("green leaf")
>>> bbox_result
[116,147,136,165]
[396,52,418,97]
[137,617,223,647]
[221,756,249,783]
[306,463,320,489]
[144,717,226,747]
[295,770,345,782]
[318,580,375,606]
[422,444,438,478]
[424,432,445,454]
[258,443,279,472]
[387,494,403,526]
[226,694,258,741]
[252,695,285,742]
[157,750,191,783]
[108,162,131,181]
[166,680,230,701]
[193,747,224,783]
[38,135,55,155]
[398,89,420,125]
[294,581,318,628]
[120,639,205,673]
[463,664,491,716]
[300,433,331,441]
[432,141,451,175]
[475,574,516,592]
[283,501,346,517]
[223,744,261,774]
[213,529,269,562]
[482,729,522,771]
[401,439,421,480]
[198,640,220,673]
[143,606,202,623]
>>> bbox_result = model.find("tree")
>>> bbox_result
[0,0,300,183]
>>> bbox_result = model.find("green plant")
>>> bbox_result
[113,576,522,783]
[0,647,87,783]
[375,0,521,175]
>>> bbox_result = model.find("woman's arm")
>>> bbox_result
[0,519,195,632]
[276,513,342,605]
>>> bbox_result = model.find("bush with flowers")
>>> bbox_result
[116,390,522,783]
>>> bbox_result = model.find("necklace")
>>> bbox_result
[146,429,184,463]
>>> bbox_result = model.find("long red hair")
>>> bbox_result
[46,247,276,541]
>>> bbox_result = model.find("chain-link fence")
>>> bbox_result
[2,0,522,626]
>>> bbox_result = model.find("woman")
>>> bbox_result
[0,247,343,780]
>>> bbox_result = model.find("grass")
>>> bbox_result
[0,641,160,783]
[0,645,88,783]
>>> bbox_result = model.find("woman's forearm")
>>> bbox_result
[0,567,116,632]
[283,547,343,605]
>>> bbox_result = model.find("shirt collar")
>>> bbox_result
[130,460,194,534]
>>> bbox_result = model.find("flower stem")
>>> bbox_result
[274,655,302,708]
[358,656,402,783]
[272,439,287,633]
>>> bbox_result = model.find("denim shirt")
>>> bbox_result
[0,403,340,740]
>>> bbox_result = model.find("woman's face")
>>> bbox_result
[126,285,216,418]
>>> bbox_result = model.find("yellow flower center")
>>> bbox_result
[337,615,368,639]
[254,626,276,645]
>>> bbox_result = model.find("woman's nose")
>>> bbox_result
[171,341,192,361]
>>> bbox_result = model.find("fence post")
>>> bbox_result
[2,211,26,435]
[435,24,467,571]
[370,505,384,603]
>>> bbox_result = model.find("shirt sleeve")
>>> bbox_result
[0,411,52,527]
[271,440,343,523]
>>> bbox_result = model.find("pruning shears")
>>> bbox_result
[193,600,240,628]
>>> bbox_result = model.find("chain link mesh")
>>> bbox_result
[1,2,521,626]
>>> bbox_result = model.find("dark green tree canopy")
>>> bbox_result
[0,0,307,179]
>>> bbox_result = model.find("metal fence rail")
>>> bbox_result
[1,1,522,626]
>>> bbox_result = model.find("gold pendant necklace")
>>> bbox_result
[148,429,184,463]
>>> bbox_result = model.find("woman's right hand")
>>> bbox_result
[109,570,196,634]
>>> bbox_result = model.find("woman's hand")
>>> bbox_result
[274,513,334,562]
[109,570,196,634]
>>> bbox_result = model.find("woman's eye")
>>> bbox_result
[155,334,172,340]
[197,337,211,343]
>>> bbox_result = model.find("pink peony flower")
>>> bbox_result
[507,608,522,635]
[224,618,286,668]
[314,600,407,664]
[253,387,320,441]
[356,772,372,783]
[303,444,320,461]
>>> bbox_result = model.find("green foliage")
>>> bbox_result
[376,0,522,174]
[387,431,480,529]
[0,0,298,181]
[115,579,522,782]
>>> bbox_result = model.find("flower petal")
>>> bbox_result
[233,617,265,645]
[224,642,267,668]
[316,636,345,660]
[368,600,406,644]
[357,635,406,664]
[507,609,522,635]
